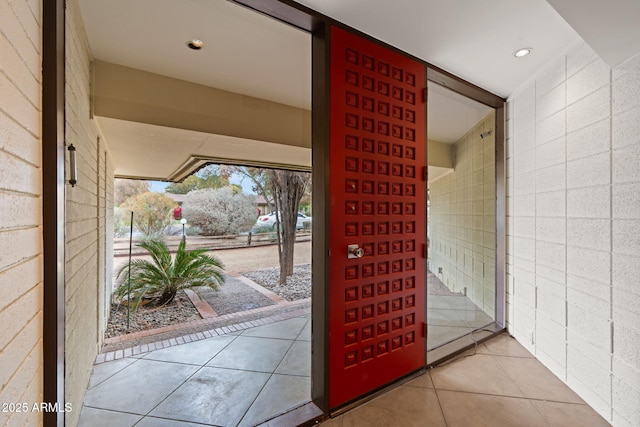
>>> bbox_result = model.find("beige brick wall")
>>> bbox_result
[0,0,44,425]
[64,0,115,425]
[506,40,640,426]
[429,112,497,316]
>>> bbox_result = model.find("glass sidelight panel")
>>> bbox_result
[426,82,497,353]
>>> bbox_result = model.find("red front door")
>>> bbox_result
[328,26,427,408]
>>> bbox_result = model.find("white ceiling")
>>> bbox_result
[427,82,492,144]
[546,0,640,68]
[78,0,639,179]
[294,0,580,98]
[79,0,312,110]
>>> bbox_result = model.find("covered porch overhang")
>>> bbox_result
[91,62,469,183]
[92,60,312,181]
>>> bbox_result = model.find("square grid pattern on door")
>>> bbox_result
[329,26,426,408]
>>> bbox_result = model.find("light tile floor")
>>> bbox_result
[81,309,609,427]
[79,317,311,427]
[320,333,610,427]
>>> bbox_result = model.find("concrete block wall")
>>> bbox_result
[429,112,496,316]
[64,0,115,425]
[0,0,44,425]
[506,40,640,426]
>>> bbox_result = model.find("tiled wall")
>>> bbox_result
[506,40,640,426]
[65,0,115,425]
[0,0,44,425]
[429,112,496,316]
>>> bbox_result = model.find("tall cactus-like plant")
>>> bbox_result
[114,239,225,308]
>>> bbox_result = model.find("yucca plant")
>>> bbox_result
[114,239,225,308]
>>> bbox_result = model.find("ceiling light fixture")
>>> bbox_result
[513,48,532,58]
[187,39,204,50]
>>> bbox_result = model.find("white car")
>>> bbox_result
[255,211,311,230]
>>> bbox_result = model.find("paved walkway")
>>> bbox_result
[105,240,312,354]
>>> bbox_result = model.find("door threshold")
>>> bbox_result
[255,401,324,427]
[427,322,505,366]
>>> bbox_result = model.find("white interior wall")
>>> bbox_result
[0,0,44,425]
[506,40,640,426]
[429,112,496,316]
[65,0,115,425]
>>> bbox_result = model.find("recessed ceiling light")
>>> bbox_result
[513,48,532,58]
[187,39,204,50]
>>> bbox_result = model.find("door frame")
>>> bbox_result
[229,1,504,414]
[42,1,66,426]
[41,0,505,425]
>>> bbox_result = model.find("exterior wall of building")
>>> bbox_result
[506,40,640,426]
[64,0,115,425]
[0,0,44,425]
[429,112,496,316]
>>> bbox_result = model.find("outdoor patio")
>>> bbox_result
[79,316,311,426]
[80,267,498,427]
[78,312,608,427]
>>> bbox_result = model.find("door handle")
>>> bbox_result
[347,244,364,259]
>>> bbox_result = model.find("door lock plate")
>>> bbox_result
[347,244,364,259]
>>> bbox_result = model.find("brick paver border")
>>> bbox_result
[95,298,311,364]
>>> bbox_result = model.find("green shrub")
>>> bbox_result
[114,239,225,308]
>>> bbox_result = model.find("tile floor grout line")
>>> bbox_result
[200,332,243,369]
[429,385,587,405]
[293,317,311,342]
[135,333,243,426]
[236,373,275,427]
[132,414,214,427]
[201,362,294,377]
[81,405,148,419]
[81,405,142,415]
[489,349,550,413]
[235,336,300,427]
[429,371,450,427]
[86,357,142,391]
[237,320,310,427]
[138,360,212,424]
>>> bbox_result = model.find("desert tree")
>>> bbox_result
[222,166,274,214]
[269,169,311,284]
[165,164,230,194]
[114,179,150,206]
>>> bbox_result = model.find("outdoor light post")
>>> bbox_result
[181,218,187,245]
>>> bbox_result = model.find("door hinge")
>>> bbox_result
[423,322,428,338]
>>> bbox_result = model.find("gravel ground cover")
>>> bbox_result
[105,290,200,338]
[243,264,311,301]
[104,264,311,339]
